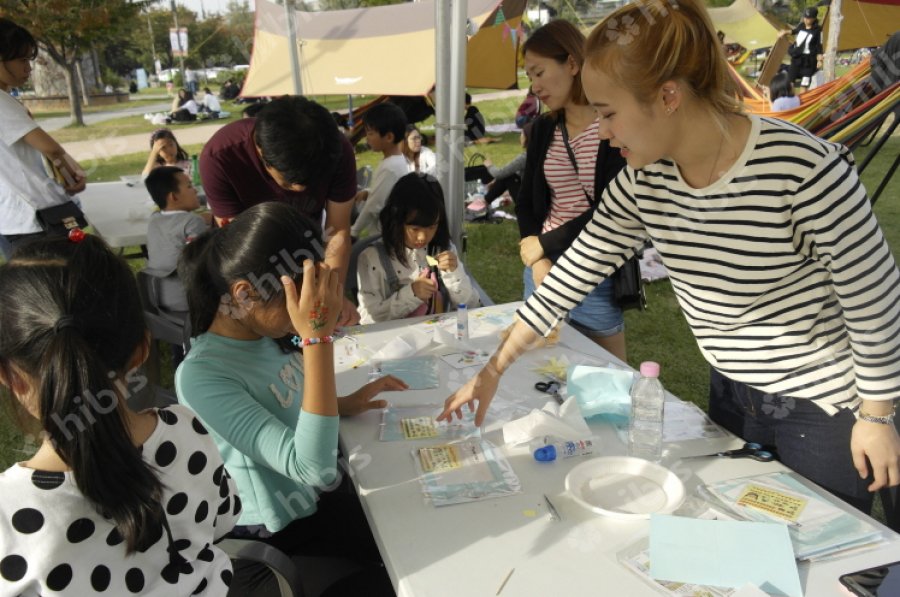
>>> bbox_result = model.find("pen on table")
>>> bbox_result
[544,493,562,521]
[496,567,515,595]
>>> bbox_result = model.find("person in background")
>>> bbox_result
[515,19,628,361]
[515,89,541,128]
[357,172,480,324]
[442,0,900,522]
[177,202,404,595]
[464,92,500,145]
[782,6,823,90]
[481,120,534,205]
[0,17,86,253]
[143,165,210,314]
[184,66,198,94]
[0,234,241,595]
[768,71,801,112]
[402,124,436,175]
[351,102,410,239]
[200,86,221,118]
[868,30,900,94]
[141,128,191,179]
[199,95,360,325]
[221,78,240,101]
[168,89,199,123]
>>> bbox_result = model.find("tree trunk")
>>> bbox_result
[824,0,843,83]
[63,63,85,127]
[75,60,91,107]
[91,46,103,88]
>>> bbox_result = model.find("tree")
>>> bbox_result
[0,0,150,126]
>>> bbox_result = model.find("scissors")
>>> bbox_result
[534,380,564,405]
[684,442,775,463]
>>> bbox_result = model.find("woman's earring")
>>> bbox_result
[665,105,675,115]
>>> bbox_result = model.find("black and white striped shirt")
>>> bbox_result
[518,116,900,413]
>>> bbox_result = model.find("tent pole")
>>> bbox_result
[448,0,467,253]
[435,0,451,237]
[284,0,302,95]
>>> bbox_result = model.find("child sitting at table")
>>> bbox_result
[176,202,405,595]
[141,128,191,179]
[143,165,210,314]
[0,234,241,595]
[356,172,481,324]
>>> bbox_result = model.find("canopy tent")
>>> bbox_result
[708,0,783,50]
[823,0,900,51]
[242,0,526,97]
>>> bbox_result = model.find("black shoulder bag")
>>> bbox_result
[557,118,646,311]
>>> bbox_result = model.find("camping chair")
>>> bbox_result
[136,271,191,387]
[218,538,306,597]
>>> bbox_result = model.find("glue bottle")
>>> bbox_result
[533,439,595,462]
[456,303,469,342]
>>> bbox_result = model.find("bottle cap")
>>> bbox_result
[533,445,557,462]
[458,303,467,308]
[639,361,660,377]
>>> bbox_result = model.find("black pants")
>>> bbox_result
[228,489,394,596]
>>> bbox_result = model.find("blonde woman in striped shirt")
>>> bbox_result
[442,0,900,517]
[517,20,628,361]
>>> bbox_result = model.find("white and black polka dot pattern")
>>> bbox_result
[0,404,242,595]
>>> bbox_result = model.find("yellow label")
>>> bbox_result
[401,416,439,439]
[737,484,807,522]
[419,445,462,472]
[426,255,439,267]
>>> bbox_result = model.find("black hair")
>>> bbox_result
[465,92,472,104]
[203,87,212,94]
[769,71,795,100]
[252,96,342,187]
[177,89,194,107]
[0,236,163,554]
[379,172,451,267]
[242,102,266,118]
[362,102,407,145]
[0,17,38,62]
[179,202,326,338]
[144,165,186,209]
[149,128,189,165]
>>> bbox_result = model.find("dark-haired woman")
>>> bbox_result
[0,18,86,253]
[0,235,241,594]
[356,172,480,324]
[783,7,823,90]
[176,202,403,595]
[516,20,628,361]
[168,89,199,122]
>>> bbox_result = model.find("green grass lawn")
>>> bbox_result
[30,97,172,119]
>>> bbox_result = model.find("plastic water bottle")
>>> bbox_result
[533,439,595,462]
[456,303,469,342]
[190,154,201,186]
[628,361,665,462]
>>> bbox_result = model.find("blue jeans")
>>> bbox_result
[708,368,874,513]
[523,266,624,338]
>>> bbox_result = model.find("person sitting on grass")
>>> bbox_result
[402,124,436,175]
[357,172,480,324]
[350,102,410,239]
[168,89,199,123]
[200,87,221,118]
[464,92,500,145]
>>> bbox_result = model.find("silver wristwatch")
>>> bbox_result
[859,403,897,425]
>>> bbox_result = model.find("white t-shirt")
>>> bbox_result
[203,93,221,112]
[0,90,70,235]
[0,404,241,595]
[180,100,200,115]
[408,146,437,176]
[351,154,411,237]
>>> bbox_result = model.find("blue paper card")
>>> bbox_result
[649,515,802,597]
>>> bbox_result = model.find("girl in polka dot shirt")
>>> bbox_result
[0,235,241,595]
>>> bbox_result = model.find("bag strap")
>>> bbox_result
[557,115,596,207]
[373,240,401,297]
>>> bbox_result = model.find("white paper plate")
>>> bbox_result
[564,456,685,519]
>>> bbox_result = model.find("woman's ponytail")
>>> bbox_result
[179,229,224,334]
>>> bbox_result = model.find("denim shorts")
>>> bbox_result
[523,266,624,338]
[708,368,873,512]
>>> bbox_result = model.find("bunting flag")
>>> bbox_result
[494,6,506,26]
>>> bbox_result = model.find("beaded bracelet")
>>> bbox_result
[299,335,334,347]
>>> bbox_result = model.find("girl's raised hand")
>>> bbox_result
[281,260,343,340]
[435,251,458,272]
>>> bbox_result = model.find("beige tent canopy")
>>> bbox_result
[823,0,900,51]
[242,0,526,97]
[708,0,783,50]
